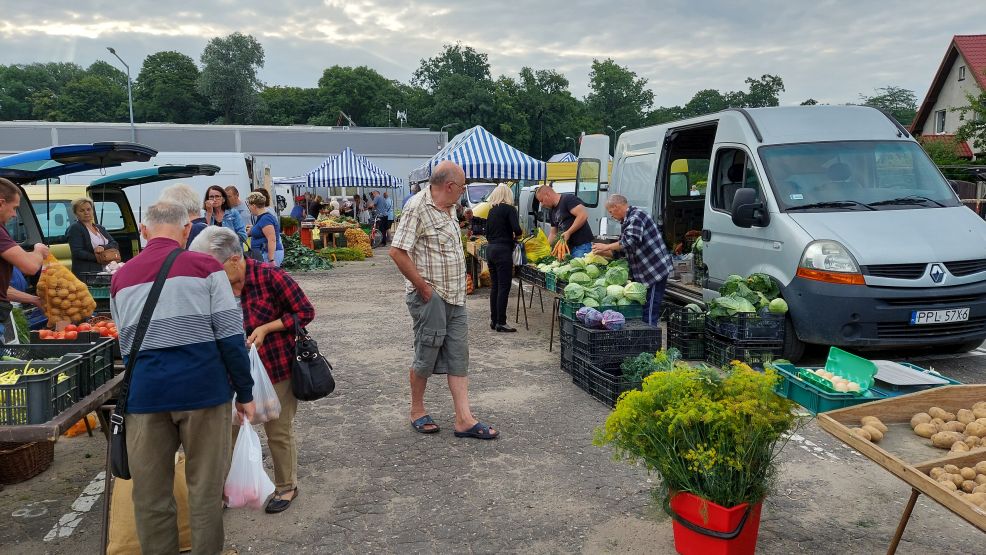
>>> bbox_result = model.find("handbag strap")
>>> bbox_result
[115,248,183,414]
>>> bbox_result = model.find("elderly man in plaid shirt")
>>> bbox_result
[592,194,672,326]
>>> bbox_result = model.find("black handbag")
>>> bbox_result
[290,321,335,401]
[110,248,183,480]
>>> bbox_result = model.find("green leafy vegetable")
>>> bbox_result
[585,264,601,279]
[606,284,625,299]
[569,271,592,285]
[282,234,334,271]
[605,266,629,286]
[623,281,648,304]
[564,282,586,301]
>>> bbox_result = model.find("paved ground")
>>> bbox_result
[2,258,984,554]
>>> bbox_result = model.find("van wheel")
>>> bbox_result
[782,316,805,362]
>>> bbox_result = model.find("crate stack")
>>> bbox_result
[563,316,662,406]
[704,313,785,368]
[666,305,706,360]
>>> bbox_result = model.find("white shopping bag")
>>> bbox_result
[236,345,281,425]
[224,416,276,510]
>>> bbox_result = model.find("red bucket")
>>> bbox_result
[669,492,763,555]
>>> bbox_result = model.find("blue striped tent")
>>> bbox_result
[306,147,403,189]
[548,152,577,162]
[408,125,545,183]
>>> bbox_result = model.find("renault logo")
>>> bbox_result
[929,264,946,284]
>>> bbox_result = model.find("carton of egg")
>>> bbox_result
[809,369,861,393]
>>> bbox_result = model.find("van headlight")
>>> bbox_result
[797,241,864,285]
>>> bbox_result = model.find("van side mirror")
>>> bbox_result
[731,188,769,228]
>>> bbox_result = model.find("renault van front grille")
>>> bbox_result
[862,263,926,280]
[877,317,986,339]
[944,259,986,277]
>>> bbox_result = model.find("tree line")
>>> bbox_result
[0,32,979,160]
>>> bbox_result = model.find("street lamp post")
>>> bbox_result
[106,47,135,142]
[565,136,577,154]
[606,125,626,146]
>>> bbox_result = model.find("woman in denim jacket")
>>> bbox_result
[203,185,247,243]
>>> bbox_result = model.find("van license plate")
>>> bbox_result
[910,308,970,325]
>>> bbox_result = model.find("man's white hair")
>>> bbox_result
[144,202,189,228]
[188,225,242,263]
[159,183,201,216]
[605,194,629,207]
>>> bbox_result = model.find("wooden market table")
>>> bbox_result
[318,226,349,248]
[0,372,122,443]
[817,385,986,553]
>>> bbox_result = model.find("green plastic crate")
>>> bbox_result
[89,285,110,299]
[0,355,83,425]
[770,362,886,415]
[825,347,877,390]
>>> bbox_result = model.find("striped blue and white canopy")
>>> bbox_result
[408,125,545,183]
[548,152,577,162]
[306,147,403,189]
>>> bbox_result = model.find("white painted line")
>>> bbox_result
[44,472,105,542]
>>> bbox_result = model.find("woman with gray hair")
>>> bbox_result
[159,183,208,248]
[189,226,315,514]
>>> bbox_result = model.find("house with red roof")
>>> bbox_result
[910,34,986,160]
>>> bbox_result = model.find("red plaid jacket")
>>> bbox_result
[242,259,315,383]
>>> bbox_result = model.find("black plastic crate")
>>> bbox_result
[1,338,115,396]
[80,272,112,287]
[668,330,705,360]
[572,319,662,356]
[667,305,706,336]
[705,312,784,341]
[0,354,83,425]
[571,358,642,407]
[704,333,783,369]
[560,322,574,374]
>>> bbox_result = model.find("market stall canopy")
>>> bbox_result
[548,152,577,162]
[408,125,546,183]
[306,147,403,189]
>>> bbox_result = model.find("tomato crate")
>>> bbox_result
[704,333,783,369]
[571,358,642,408]
[572,319,662,357]
[1,337,115,396]
[769,362,888,415]
[705,312,784,341]
[558,299,643,320]
[0,354,83,425]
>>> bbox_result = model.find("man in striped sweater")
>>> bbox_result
[111,202,254,554]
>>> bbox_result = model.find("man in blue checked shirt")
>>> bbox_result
[592,194,673,326]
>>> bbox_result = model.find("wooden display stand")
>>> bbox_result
[318,226,348,248]
[818,385,986,553]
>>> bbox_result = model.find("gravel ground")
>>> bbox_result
[1,257,983,554]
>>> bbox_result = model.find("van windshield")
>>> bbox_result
[759,141,960,211]
[467,184,497,204]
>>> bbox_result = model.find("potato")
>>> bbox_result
[914,423,938,438]
[973,401,986,411]
[967,492,986,505]
[861,424,884,442]
[966,436,982,448]
[965,422,986,438]
[930,467,946,479]
[957,409,976,425]
[931,417,946,429]
[976,475,986,485]
[941,421,967,433]
[975,461,986,475]
[861,416,888,433]
[973,408,986,419]
[961,467,978,480]
[932,431,965,449]
[952,473,967,486]
[952,441,971,453]
[911,412,932,428]
[851,427,872,441]
[941,480,958,491]
[976,484,986,494]
[944,464,961,474]
[929,407,950,419]
[962,480,978,493]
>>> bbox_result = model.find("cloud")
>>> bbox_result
[0,0,983,108]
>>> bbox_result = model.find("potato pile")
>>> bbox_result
[343,228,373,257]
[37,255,96,325]
[910,402,986,453]
[927,461,986,508]
[850,416,887,443]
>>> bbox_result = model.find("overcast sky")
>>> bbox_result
[1,0,984,108]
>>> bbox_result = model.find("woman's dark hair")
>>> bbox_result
[204,185,230,211]
[256,188,272,207]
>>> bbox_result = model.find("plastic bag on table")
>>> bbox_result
[524,229,551,262]
[235,345,281,425]
[223,416,275,510]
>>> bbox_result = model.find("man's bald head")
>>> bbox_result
[428,161,466,209]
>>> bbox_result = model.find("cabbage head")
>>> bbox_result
[586,285,607,302]
[708,295,757,318]
[563,282,585,301]
[585,264,601,279]
[606,284,625,299]
[582,297,600,308]
[594,278,607,287]
[616,297,632,306]
[605,266,629,286]
[555,264,574,280]
[569,272,591,285]
[569,257,586,270]
[584,253,609,266]
[769,298,789,314]
[601,296,619,306]
[624,281,648,304]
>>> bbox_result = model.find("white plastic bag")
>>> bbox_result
[236,345,281,425]
[224,416,275,510]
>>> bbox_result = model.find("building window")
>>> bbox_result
[935,110,946,134]
[959,65,966,81]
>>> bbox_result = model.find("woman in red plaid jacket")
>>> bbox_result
[190,225,315,514]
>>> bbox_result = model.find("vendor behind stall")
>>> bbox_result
[592,194,672,326]
[534,185,593,258]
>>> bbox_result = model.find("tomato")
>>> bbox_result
[65,324,77,332]
[65,331,78,340]
[54,332,65,340]
[109,332,118,340]
[39,329,51,339]
[78,323,92,332]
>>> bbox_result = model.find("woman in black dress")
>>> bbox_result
[483,184,522,332]
[66,197,119,279]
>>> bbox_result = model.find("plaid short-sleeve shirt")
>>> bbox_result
[391,187,466,306]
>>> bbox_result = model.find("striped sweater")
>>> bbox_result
[110,238,253,413]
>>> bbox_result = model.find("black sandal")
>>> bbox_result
[265,487,299,514]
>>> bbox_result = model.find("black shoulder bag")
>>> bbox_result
[290,320,335,401]
[110,248,183,479]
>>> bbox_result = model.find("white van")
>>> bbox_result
[557,106,986,359]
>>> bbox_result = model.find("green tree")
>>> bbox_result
[412,43,491,91]
[860,86,917,126]
[0,62,85,120]
[489,76,532,152]
[198,32,265,123]
[956,84,986,155]
[741,74,785,107]
[919,137,968,168]
[801,98,819,106]
[516,67,585,158]
[310,66,402,127]
[52,75,127,121]
[584,58,654,133]
[255,86,319,125]
[425,73,495,132]
[135,51,210,123]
